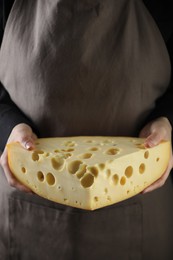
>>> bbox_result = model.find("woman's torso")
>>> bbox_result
[0,0,171,137]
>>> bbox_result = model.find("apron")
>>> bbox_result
[0,0,173,259]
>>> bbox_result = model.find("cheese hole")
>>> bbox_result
[54,149,60,153]
[79,153,93,159]
[21,167,26,174]
[81,173,94,188]
[61,148,74,152]
[85,140,94,143]
[68,160,83,174]
[136,144,145,149]
[33,185,37,190]
[94,196,99,202]
[107,196,111,201]
[89,147,99,151]
[37,171,44,182]
[88,166,99,177]
[32,152,39,161]
[106,169,111,178]
[51,157,65,171]
[63,153,72,159]
[104,188,108,194]
[36,150,44,154]
[98,163,105,170]
[112,174,119,185]
[64,141,76,147]
[144,151,149,159]
[125,166,133,178]
[46,173,56,186]
[31,150,44,161]
[156,157,160,162]
[120,176,126,185]
[58,186,62,191]
[64,198,68,202]
[67,148,74,152]
[139,163,145,174]
[106,148,119,155]
[76,165,87,179]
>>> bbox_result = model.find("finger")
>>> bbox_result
[10,125,37,150]
[142,176,166,194]
[1,149,33,193]
[144,131,163,148]
[4,165,33,193]
[9,178,33,193]
[16,135,35,150]
[139,127,151,138]
[142,163,172,194]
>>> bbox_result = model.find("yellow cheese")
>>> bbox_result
[7,136,170,210]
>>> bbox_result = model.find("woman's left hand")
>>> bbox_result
[139,117,173,194]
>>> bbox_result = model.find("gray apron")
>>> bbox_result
[0,0,173,259]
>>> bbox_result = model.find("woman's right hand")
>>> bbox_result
[0,123,37,193]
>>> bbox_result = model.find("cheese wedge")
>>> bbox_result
[7,136,170,210]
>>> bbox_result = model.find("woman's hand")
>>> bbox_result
[139,117,173,194]
[0,123,37,193]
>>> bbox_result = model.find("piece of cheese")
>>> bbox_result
[7,136,170,210]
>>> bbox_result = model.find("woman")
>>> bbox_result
[0,0,173,259]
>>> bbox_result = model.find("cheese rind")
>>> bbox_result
[7,136,170,210]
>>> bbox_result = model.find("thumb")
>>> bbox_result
[20,136,35,150]
[144,131,163,148]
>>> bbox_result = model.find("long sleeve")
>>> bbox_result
[0,0,39,151]
[143,0,173,128]
[146,32,173,126]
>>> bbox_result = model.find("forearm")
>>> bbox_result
[146,79,173,128]
[145,30,173,129]
[0,83,39,151]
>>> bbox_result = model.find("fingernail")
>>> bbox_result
[145,140,156,148]
[25,142,33,150]
[143,188,151,194]
[144,142,151,148]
